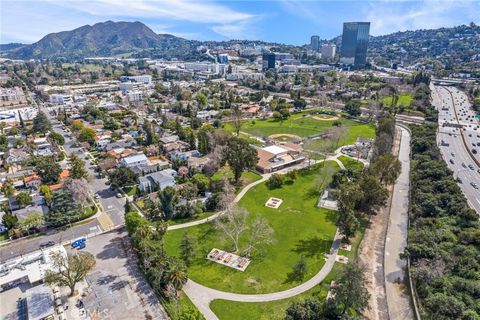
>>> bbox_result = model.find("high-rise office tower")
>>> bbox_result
[310,35,320,51]
[262,53,276,70]
[340,22,370,68]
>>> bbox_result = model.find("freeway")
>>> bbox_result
[0,110,126,261]
[432,84,480,213]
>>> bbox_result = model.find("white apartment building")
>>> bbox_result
[127,90,144,102]
[128,75,152,85]
[321,44,337,58]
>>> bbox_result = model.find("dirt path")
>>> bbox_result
[359,127,402,320]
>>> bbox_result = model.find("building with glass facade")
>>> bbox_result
[340,22,370,68]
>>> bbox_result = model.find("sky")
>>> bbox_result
[1,0,479,45]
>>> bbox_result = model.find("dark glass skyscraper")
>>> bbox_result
[340,22,370,68]
[262,53,275,70]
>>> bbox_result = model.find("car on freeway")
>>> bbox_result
[451,152,455,157]
[457,177,463,184]
[39,240,56,248]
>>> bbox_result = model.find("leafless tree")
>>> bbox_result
[64,178,90,209]
[243,216,275,257]
[215,206,248,253]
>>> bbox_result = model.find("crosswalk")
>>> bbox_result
[97,213,114,231]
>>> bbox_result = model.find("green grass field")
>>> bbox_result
[164,162,340,294]
[338,155,364,172]
[223,113,374,142]
[382,94,413,107]
[209,219,367,320]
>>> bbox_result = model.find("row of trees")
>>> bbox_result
[407,123,480,319]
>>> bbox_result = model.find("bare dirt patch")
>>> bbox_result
[311,115,340,121]
[268,133,303,141]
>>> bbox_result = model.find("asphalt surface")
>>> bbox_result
[432,85,480,213]
[384,126,413,320]
[0,111,126,261]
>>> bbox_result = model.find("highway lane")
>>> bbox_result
[432,85,480,213]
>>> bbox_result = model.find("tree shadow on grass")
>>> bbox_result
[293,236,331,259]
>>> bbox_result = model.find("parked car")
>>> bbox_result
[39,240,55,248]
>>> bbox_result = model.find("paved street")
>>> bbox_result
[0,112,125,260]
[432,84,480,213]
[384,126,413,320]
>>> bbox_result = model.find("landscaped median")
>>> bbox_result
[164,161,340,295]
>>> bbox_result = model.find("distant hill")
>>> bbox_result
[2,21,202,60]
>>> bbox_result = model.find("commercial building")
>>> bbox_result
[120,75,152,85]
[340,22,370,68]
[127,90,144,102]
[49,94,73,105]
[256,144,305,173]
[262,53,276,70]
[0,245,67,292]
[310,35,320,51]
[321,43,337,59]
[218,54,229,64]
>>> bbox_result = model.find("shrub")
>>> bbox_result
[266,173,284,189]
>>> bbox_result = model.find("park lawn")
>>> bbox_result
[209,220,367,320]
[338,155,364,172]
[223,113,373,140]
[164,161,340,294]
[382,94,413,107]
[211,166,262,188]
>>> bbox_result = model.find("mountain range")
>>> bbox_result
[2,20,479,67]
[1,21,202,61]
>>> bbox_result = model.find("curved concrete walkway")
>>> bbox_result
[165,148,357,319]
[184,230,342,320]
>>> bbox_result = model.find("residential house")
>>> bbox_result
[5,149,29,165]
[138,169,177,193]
[256,144,305,173]
[171,150,201,161]
[162,140,190,155]
[24,174,41,190]
[187,155,211,170]
[119,153,149,168]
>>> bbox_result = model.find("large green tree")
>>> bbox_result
[32,111,51,135]
[110,166,138,187]
[370,154,402,186]
[45,251,96,296]
[36,157,62,185]
[69,153,89,180]
[179,232,196,267]
[225,137,258,183]
[330,261,370,316]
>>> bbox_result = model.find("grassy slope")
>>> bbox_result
[164,162,339,294]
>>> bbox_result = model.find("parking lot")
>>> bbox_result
[73,229,168,320]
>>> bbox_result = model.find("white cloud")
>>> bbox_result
[46,0,255,25]
[365,0,480,35]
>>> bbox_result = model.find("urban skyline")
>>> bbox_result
[1,0,479,45]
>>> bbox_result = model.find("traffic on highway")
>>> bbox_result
[433,84,480,213]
